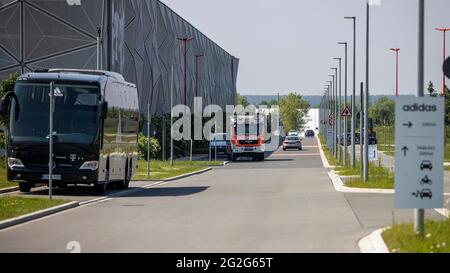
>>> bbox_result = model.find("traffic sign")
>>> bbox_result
[341,106,352,117]
[328,113,334,126]
[326,128,333,150]
[395,97,444,209]
[444,57,450,79]
[368,145,378,161]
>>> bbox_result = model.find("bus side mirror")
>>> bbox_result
[101,101,108,119]
[0,91,18,117]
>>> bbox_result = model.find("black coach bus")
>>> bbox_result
[0,69,140,194]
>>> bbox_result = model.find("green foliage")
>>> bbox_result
[428,81,438,97]
[138,134,161,160]
[259,99,278,107]
[0,74,19,128]
[236,93,249,108]
[369,96,395,126]
[382,220,450,253]
[0,196,68,221]
[279,92,310,132]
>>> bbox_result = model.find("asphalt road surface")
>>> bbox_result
[0,138,443,253]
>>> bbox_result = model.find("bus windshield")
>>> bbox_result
[10,82,101,145]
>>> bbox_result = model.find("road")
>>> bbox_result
[0,138,443,253]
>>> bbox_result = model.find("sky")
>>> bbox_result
[161,0,450,96]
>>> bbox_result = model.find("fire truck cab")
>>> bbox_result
[230,113,265,162]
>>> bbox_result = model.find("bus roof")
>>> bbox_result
[18,69,135,88]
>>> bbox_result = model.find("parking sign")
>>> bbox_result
[395,97,444,209]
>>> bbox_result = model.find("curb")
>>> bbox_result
[316,136,336,169]
[0,186,19,195]
[0,201,79,230]
[358,228,390,253]
[163,167,212,182]
[328,170,395,194]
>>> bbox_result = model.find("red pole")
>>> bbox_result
[184,41,187,106]
[436,28,450,95]
[390,48,400,97]
[396,50,399,97]
[444,30,447,95]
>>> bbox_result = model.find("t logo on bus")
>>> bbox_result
[70,154,77,162]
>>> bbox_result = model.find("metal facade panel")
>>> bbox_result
[0,0,239,116]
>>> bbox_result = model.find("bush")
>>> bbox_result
[138,134,161,160]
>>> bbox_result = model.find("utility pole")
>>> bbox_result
[415,0,425,237]
[345,16,357,168]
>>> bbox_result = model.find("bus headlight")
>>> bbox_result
[8,158,25,169]
[79,161,99,171]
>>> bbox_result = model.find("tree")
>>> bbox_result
[0,74,18,127]
[428,81,437,97]
[279,92,310,132]
[236,93,249,108]
[369,96,395,126]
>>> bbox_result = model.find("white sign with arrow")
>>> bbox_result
[395,97,444,209]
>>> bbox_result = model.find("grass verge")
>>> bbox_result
[382,220,450,253]
[133,160,223,181]
[318,135,338,166]
[0,196,68,222]
[0,158,15,190]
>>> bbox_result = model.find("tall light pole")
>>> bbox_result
[328,75,336,154]
[177,37,193,160]
[195,54,204,98]
[363,0,371,182]
[345,16,357,168]
[435,28,450,95]
[390,48,400,97]
[338,42,348,167]
[177,37,194,107]
[334,58,342,165]
[331,68,338,158]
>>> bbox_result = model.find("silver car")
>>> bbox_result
[283,136,302,151]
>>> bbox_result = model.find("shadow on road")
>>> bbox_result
[264,159,294,162]
[126,186,209,198]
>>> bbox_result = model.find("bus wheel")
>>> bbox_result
[94,182,107,195]
[19,182,32,193]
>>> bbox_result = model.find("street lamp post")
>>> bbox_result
[435,28,450,95]
[328,76,335,153]
[177,37,194,107]
[334,58,342,165]
[345,16,357,168]
[390,48,400,97]
[331,68,338,158]
[195,54,204,98]
[338,42,348,167]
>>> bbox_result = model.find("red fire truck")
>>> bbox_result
[229,113,265,161]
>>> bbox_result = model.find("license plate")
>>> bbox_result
[42,174,62,180]
[245,147,253,151]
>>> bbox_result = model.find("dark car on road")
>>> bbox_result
[305,130,315,138]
